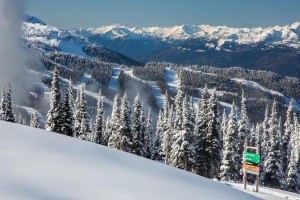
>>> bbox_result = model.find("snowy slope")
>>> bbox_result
[124,69,165,108]
[74,22,300,49]
[0,121,259,200]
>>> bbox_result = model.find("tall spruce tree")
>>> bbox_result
[117,93,133,153]
[282,101,294,174]
[108,93,122,149]
[285,139,300,193]
[206,91,221,179]
[45,68,62,133]
[263,100,285,189]
[220,102,240,182]
[60,84,74,136]
[221,108,227,150]
[75,85,90,139]
[94,89,105,144]
[145,108,153,159]
[5,83,15,122]
[152,110,163,161]
[238,91,250,158]
[132,95,143,155]
[161,105,174,164]
[170,95,194,171]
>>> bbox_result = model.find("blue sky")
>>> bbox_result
[26,0,300,29]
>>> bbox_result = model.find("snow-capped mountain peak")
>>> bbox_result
[73,22,300,47]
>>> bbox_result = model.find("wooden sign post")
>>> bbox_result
[242,143,260,192]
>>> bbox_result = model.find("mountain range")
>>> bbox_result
[72,22,300,78]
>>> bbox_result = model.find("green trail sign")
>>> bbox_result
[243,152,260,164]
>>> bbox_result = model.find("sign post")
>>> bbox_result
[242,143,260,192]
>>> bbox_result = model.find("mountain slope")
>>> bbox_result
[72,23,300,77]
[22,16,140,66]
[0,121,259,200]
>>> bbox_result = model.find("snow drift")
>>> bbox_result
[0,121,259,200]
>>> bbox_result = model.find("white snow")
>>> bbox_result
[124,69,165,108]
[232,78,300,112]
[227,182,300,200]
[0,121,260,200]
[165,67,179,92]
[108,68,121,91]
[77,22,300,49]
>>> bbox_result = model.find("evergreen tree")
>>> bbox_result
[282,101,294,174]
[94,89,105,144]
[221,108,227,150]
[75,85,90,138]
[117,93,133,153]
[161,104,174,164]
[143,108,153,159]
[285,143,300,193]
[140,105,148,157]
[5,83,15,122]
[0,86,6,120]
[260,104,270,170]
[45,68,62,133]
[132,95,143,155]
[170,95,194,171]
[152,110,163,161]
[107,93,122,149]
[206,91,221,178]
[238,91,250,158]
[30,110,40,128]
[220,102,240,182]
[263,100,285,189]
[60,83,74,136]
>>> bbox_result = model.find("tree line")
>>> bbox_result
[2,68,300,193]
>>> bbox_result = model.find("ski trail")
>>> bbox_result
[108,68,120,91]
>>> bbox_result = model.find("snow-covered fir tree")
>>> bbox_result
[117,93,133,153]
[220,102,240,182]
[140,105,148,157]
[30,110,40,128]
[60,83,74,136]
[94,89,105,144]
[238,91,250,158]
[263,100,285,189]
[285,141,300,193]
[205,91,221,179]
[170,95,194,171]
[75,85,90,139]
[142,107,153,159]
[221,108,227,150]
[161,103,174,164]
[5,83,15,122]
[152,110,163,161]
[45,68,62,133]
[0,86,6,121]
[260,104,270,170]
[107,93,122,149]
[132,95,143,155]
[282,101,294,174]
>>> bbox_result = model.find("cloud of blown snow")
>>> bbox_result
[0,0,38,104]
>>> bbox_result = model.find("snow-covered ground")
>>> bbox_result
[165,67,179,92]
[0,121,260,200]
[108,68,121,91]
[228,182,300,200]
[124,69,165,108]
[232,78,300,111]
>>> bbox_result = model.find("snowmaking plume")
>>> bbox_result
[0,0,37,104]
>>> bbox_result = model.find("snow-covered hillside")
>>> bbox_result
[0,121,259,200]
[22,15,139,66]
[73,22,300,48]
